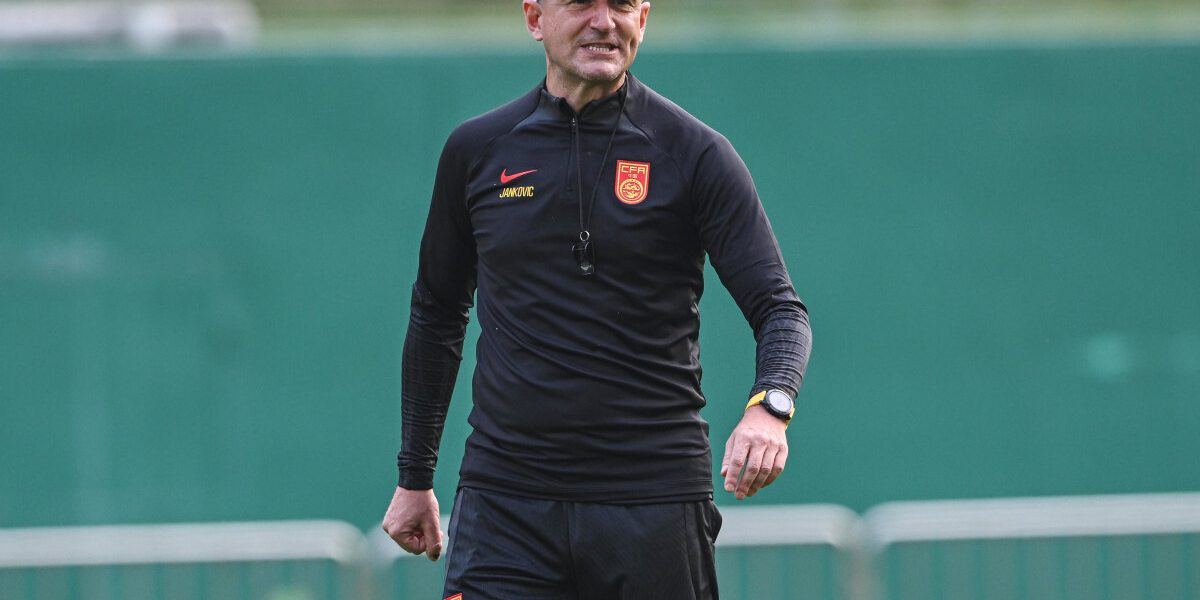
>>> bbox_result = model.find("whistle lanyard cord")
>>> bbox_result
[574,91,628,242]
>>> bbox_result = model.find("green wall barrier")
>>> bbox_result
[1,42,1198,531]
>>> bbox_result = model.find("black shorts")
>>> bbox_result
[442,486,723,600]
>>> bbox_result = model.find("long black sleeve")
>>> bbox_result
[396,130,477,490]
[692,135,811,400]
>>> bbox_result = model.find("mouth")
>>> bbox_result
[581,42,619,55]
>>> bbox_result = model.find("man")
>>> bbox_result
[382,1,811,598]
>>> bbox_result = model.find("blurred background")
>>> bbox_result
[1,0,1198,599]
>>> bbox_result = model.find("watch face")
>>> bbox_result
[765,390,792,414]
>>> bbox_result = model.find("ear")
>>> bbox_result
[637,2,650,42]
[523,0,544,42]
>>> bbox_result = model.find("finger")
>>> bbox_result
[392,529,424,555]
[723,437,749,493]
[722,436,743,490]
[398,526,425,555]
[422,518,443,561]
[720,434,735,478]
[746,446,778,497]
[386,524,426,555]
[763,444,789,488]
[382,521,415,553]
[736,443,768,500]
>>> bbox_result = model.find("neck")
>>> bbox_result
[545,69,626,114]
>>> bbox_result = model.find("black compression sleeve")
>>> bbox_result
[396,285,466,489]
[752,302,811,400]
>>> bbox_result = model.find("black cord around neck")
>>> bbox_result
[574,89,628,270]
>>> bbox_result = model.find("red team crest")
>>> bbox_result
[614,160,650,205]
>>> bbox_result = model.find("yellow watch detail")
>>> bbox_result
[746,390,795,427]
[745,390,768,411]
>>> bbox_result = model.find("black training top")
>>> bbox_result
[397,73,811,503]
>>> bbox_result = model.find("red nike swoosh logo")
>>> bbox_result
[500,169,537,184]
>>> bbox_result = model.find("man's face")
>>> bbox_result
[525,0,651,87]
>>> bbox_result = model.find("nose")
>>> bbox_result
[586,4,615,31]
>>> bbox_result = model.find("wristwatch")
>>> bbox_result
[746,389,795,424]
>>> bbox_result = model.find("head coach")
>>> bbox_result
[382,1,812,597]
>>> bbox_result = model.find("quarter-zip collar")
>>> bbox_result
[537,73,634,124]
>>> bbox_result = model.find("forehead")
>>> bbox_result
[537,0,644,14]
[544,0,641,5]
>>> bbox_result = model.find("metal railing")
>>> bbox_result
[3,493,1198,600]
[0,1,258,49]
[714,504,865,600]
[0,521,370,600]
[864,492,1200,600]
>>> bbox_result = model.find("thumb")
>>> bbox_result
[423,519,444,561]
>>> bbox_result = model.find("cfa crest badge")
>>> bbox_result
[615,160,651,205]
